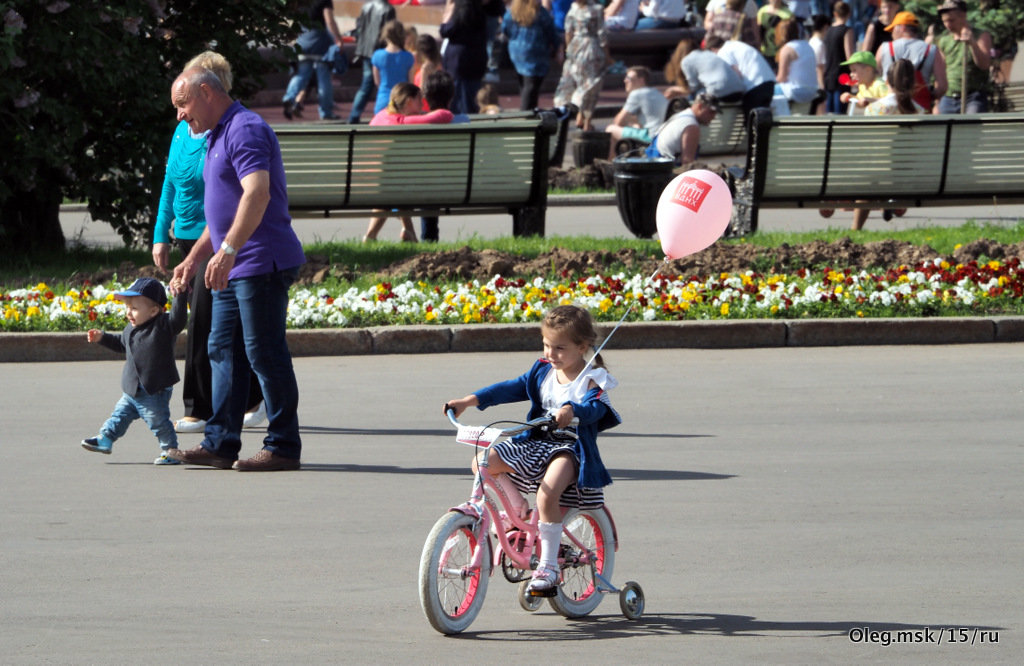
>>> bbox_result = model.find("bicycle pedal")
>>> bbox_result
[528,587,558,598]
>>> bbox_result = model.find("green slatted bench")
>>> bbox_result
[993,81,1024,112]
[726,109,1024,235]
[272,110,565,237]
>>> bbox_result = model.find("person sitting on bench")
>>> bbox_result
[605,66,669,148]
[646,92,720,164]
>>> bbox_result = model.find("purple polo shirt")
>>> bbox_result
[204,101,305,279]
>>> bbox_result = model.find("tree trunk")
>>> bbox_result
[0,187,66,254]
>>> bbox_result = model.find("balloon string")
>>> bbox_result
[578,257,671,378]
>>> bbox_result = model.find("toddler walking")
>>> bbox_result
[444,304,621,593]
[81,277,188,465]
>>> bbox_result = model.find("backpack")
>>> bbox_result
[889,42,933,109]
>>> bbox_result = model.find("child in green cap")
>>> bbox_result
[839,51,889,111]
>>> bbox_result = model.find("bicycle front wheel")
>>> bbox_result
[549,507,615,618]
[418,511,491,634]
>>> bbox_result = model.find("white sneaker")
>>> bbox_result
[243,401,266,428]
[175,417,206,433]
[526,565,559,593]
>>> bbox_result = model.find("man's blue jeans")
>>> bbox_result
[101,386,176,450]
[348,58,377,123]
[284,58,335,119]
[938,92,989,115]
[203,268,301,460]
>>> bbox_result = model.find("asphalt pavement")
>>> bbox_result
[2,346,1021,663]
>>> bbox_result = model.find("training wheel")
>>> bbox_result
[518,580,544,612]
[619,581,645,620]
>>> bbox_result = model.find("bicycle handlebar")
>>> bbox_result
[445,408,577,448]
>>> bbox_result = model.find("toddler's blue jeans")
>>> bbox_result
[100,386,177,450]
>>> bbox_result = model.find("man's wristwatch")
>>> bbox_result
[220,241,237,256]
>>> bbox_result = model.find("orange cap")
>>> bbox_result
[884,11,920,32]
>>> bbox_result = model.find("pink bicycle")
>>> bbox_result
[418,410,645,635]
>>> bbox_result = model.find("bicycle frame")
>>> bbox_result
[446,410,612,578]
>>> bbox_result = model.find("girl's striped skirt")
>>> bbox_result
[490,436,604,509]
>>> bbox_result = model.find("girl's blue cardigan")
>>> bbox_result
[473,358,620,488]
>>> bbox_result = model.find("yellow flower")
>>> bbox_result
[26,305,40,317]
[988,260,1001,270]
[35,282,48,292]
[425,310,437,322]
[720,303,730,316]
[770,305,779,314]
[835,285,844,295]
[856,310,864,318]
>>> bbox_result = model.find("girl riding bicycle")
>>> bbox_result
[444,304,621,594]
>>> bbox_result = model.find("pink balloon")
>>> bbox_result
[655,169,733,260]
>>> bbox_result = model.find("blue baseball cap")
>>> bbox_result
[115,277,167,308]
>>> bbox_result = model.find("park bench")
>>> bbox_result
[273,107,572,237]
[614,96,823,158]
[726,108,1024,236]
[607,26,704,71]
[992,81,1024,112]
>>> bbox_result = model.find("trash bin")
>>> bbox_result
[613,156,675,238]
[572,130,611,168]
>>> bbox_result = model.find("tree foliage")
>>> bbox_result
[0,0,304,252]
[905,0,1024,53]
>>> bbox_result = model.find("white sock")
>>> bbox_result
[538,521,562,571]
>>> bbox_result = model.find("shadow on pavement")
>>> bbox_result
[296,425,715,440]
[458,612,1004,641]
[296,463,732,482]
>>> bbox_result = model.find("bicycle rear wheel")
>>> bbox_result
[548,507,615,618]
[418,511,490,634]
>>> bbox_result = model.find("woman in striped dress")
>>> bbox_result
[445,304,621,593]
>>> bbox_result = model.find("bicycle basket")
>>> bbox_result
[455,425,504,448]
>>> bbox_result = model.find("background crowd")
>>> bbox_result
[271,0,1013,237]
[287,0,1009,129]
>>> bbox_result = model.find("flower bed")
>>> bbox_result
[3,258,1024,332]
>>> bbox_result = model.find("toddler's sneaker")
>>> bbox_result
[81,436,112,454]
[154,451,182,465]
[526,565,559,594]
